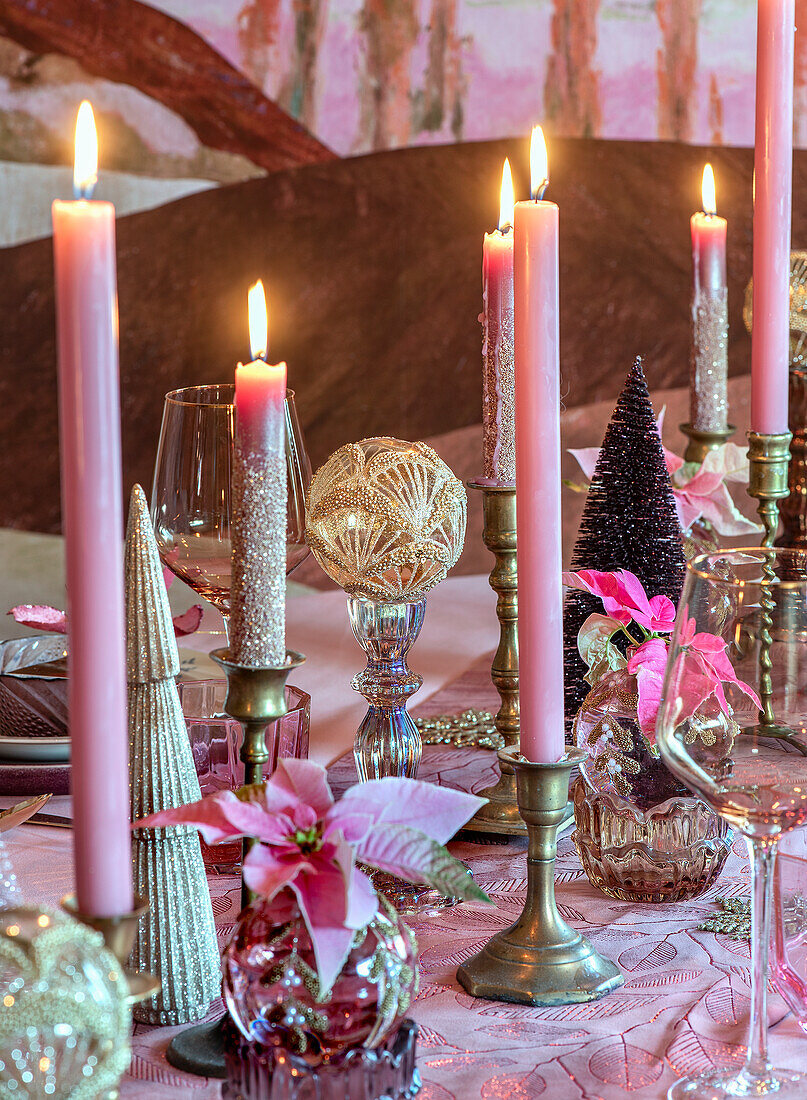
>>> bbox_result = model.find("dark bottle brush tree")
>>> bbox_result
[564,356,687,806]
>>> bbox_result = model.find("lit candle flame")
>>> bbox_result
[702,163,717,216]
[530,125,548,200]
[498,158,514,231]
[73,100,98,200]
[248,279,268,361]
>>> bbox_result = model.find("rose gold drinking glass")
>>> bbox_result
[150,384,311,624]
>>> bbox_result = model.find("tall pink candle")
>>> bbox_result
[482,160,515,483]
[689,164,728,432]
[52,102,132,917]
[751,0,795,434]
[513,127,564,763]
[230,280,288,668]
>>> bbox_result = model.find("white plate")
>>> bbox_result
[0,736,71,763]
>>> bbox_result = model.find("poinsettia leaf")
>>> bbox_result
[577,613,627,686]
[357,824,492,905]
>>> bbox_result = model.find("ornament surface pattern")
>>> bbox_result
[306,437,466,600]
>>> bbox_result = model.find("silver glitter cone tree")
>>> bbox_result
[125,484,221,1025]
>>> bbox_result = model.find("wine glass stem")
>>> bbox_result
[745,835,777,1079]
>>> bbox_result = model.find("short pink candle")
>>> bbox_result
[482,160,515,483]
[52,102,133,917]
[751,0,795,435]
[230,280,288,668]
[513,127,565,764]
[689,164,728,432]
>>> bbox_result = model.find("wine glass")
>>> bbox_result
[150,384,312,622]
[656,548,807,1099]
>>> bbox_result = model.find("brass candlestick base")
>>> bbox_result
[61,893,160,1005]
[464,479,524,836]
[680,423,736,465]
[167,646,306,1081]
[747,431,793,546]
[457,749,622,1005]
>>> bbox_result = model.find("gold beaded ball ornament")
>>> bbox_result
[305,437,467,600]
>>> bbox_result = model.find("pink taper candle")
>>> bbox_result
[52,101,133,917]
[481,160,516,483]
[689,164,728,432]
[513,127,565,763]
[230,280,287,668]
[751,0,795,434]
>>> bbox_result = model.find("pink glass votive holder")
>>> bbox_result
[773,832,807,1031]
[179,679,310,874]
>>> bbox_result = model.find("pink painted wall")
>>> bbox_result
[147,0,761,155]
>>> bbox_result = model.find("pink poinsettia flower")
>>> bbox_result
[627,618,762,742]
[137,758,489,995]
[570,414,759,537]
[562,568,676,634]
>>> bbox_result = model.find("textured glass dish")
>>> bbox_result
[572,774,731,903]
[222,1018,421,1100]
[222,892,418,1066]
[180,680,310,873]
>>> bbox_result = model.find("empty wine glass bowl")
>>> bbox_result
[656,548,807,1099]
[151,384,312,618]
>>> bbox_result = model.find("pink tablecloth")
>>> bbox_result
[5,740,807,1100]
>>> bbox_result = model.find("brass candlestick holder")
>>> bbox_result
[166,646,306,1080]
[680,423,736,465]
[747,432,793,737]
[457,749,622,1005]
[747,431,793,546]
[61,893,160,1006]
[464,479,524,836]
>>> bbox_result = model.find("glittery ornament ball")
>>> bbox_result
[305,437,467,600]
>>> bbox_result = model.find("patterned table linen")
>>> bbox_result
[5,676,807,1096]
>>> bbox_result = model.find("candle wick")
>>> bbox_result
[499,223,512,235]
[73,181,96,201]
[533,179,549,202]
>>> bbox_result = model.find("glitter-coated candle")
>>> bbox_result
[689,164,728,432]
[230,280,287,667]
[513,127,564,764]
[751,0,794,435]
[52,102,133,917]
[482,160,515,483]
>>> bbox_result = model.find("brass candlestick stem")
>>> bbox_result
[61,893,160,1006]
[680,423,736,465]
[210,647,306,908]
[166,646,306,1080]
[464,480,524,836]
[458,749,622,1005]
[747,432,792,733]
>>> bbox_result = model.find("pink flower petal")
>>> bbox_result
[334,777,484,845]
[346,865,378,930]
[268,759,334,821]
[172,605,203,636]
[242,844,304,900]
[137,789,250,844]
[568,446,601,481]
[8,605,68,634]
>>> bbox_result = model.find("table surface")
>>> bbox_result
[4,649,807,1100]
